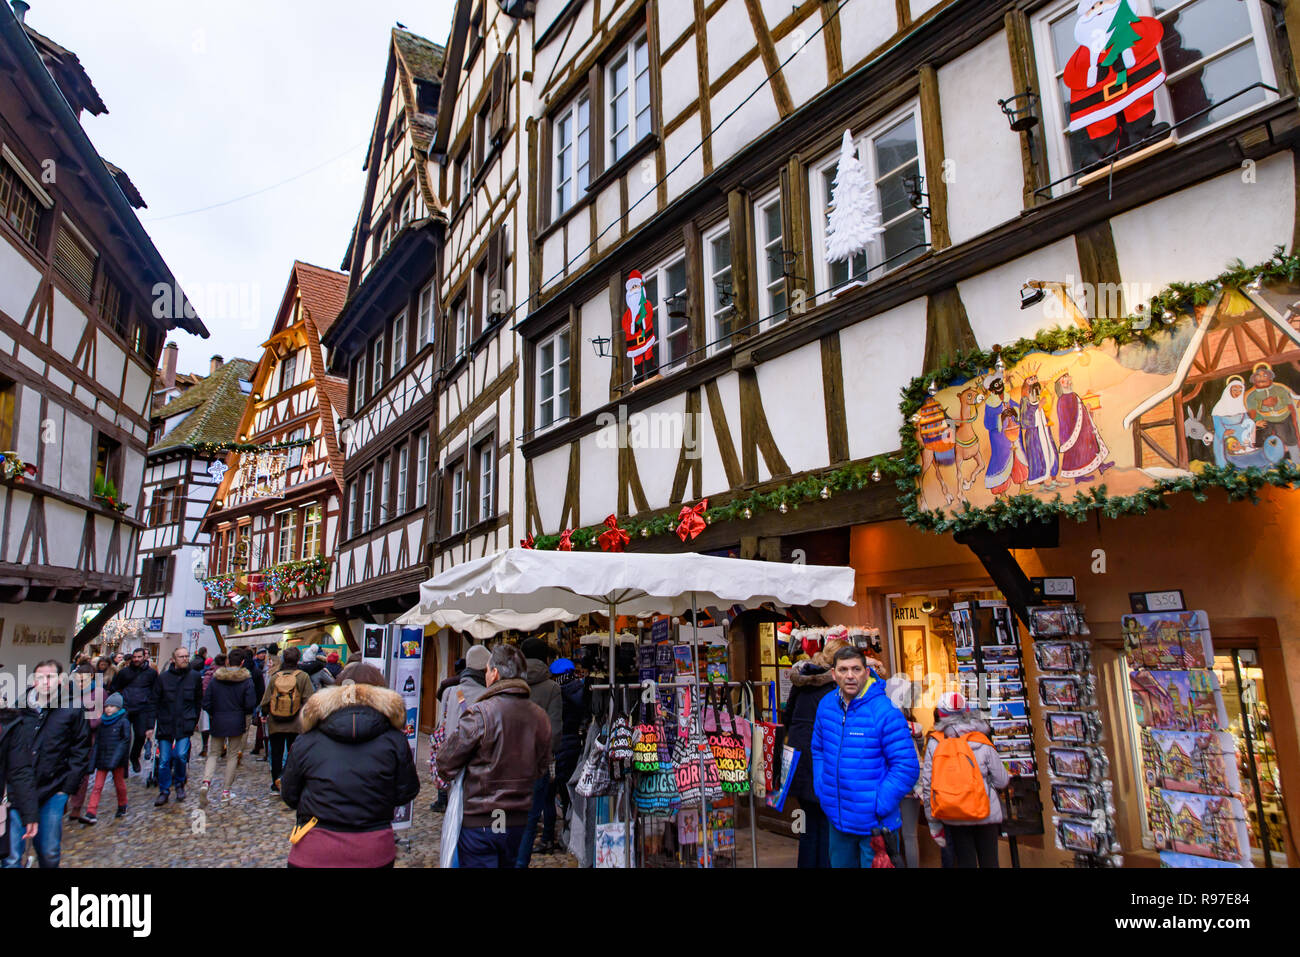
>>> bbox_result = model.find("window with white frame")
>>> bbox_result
[379,455,391,523]
[362,468,374,533]
[302,505,321,558]
[554,94,591,217]
[371,335,385,393]
[277,509,297,565]
[703,222,736,353]
[536,327,571,431]
[396,444,409,514]
[477,441,495,521]
[414,433,429,508]
[458,149,471,206]
[279,351,297,393]
[288,427,306,468]
[810,107,928,303]
[346,482,357,538]
[451,464,467,534]
[607,33,652,166]
[1033,0,1278,186]
[754,190,787,327]
[453,296,468,360]
[418,281,435,347]
[641,254,689,372]
[354,353,367,412]
[391,312,407,375]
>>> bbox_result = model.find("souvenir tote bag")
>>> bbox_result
[672,690,723,805]
[705,684,751,795]
[633,703,679,815]
[575,726,612,798]
[608,711,634,763]
[631,700,666,772]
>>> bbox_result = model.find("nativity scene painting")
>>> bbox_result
[914,282,1300,513]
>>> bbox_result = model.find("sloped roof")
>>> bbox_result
[293,260,349,336]
[102,159,146,209]
[393,28,444,84]
[23,23,107,117]
[151,358,256,454]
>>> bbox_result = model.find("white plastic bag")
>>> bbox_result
[439,771,465,869]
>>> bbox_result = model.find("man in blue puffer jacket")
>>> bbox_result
[812,646,920,867]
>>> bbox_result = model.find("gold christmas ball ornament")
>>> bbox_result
[778,502,788,514]
[872,466,881,482]
[819,486,831,500]
[640,526,650,538]
[741,507,752,520]
[1161,311,1175,325]
[926,379,938,395]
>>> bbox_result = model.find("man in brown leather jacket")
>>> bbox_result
[436,643,552,867]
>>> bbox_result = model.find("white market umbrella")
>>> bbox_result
[416,548,855,618]
[393,605,578,640]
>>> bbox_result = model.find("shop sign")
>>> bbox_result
[11,624,66,646]
[904,281,1300,532]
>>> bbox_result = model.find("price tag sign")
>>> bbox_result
[1031,577,1076,601]
[1128,590,1186,614]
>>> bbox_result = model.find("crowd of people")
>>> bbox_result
[0,633,1012,871]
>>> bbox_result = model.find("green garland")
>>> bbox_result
[193,437,313,456]
[898,250,1300,534]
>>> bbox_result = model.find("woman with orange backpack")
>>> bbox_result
[920,691,1010,868]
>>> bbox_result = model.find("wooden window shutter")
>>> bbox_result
[54,224,97,303]
[486,230,502,321]
[439,468,452,537]
[164,555,176,593]
[490,55,509,145]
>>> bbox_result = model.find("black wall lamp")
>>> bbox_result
[998,88,1041,133]
[902,173,931,219]
[590,335,612,358]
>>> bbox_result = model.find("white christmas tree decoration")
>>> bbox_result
[825,129,883,263]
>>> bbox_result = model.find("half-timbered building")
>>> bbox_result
[514,0,1300,865]
[118,356,253,663]
[419,0,536,693]
[0,4,206,674]
[200,262,349,652]
[325,28,444,665]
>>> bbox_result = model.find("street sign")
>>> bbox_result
[146,618,163,632]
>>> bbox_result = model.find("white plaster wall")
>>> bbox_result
[957,237,1081,348]
[700,372,741,497]
[838,0,896,71]
[839,298,928,460]
[784,13,830,111]
[710,59,780,168]
[939,32,1024,246]
[578,432,618,527]
[0,601,80,692]
[707,0,753,85]
[50,290,84,359]
[580,290,612,415]
[0,249,40,325]
[660,0,697,47]
[45,498,82,567]
[631,392,689,509]
[755,342,829,475]
[533,445,570,532]
[595,184,622,255]
[665,124,706,204]
[661,41,699,124]
[1111,154,1295,294]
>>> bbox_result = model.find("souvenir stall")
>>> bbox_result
[414,548,855,867]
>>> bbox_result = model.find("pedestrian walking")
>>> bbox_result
[435,644,551,868]
[280,663,419,868]
[198,655,219,758]
[0,698,38,864]
[2,661,91,868]
[190,648,208,677]
[94,655,116,689]
[518,638,562,866]
[782,638,846,868]
[109,648,158,774]
[259,645,314,792]
[430,645,489,813]
[65,664,103,822]
[920,691,1010,868]
[80,693,131,824]
[811,645,919,868]
[552,655,590,817]
[248,647,268,757]
[199,649,257,808]
[150,647,203,806]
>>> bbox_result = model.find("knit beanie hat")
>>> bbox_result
[105,693,125,710]
[465,644,491,671]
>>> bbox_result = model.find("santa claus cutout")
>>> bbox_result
[622,270,658,382]
[1063,0,1168,164]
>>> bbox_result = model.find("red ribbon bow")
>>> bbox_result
[676,499,709,542]
[520,534,535,549]
[598,514,630,553]
[557,529,574,551]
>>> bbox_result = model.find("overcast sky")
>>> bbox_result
[24,0,455,373]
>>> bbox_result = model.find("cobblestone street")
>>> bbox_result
[59,734,577,869]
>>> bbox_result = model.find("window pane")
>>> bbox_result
[1158,0,1251,73]
[1167,43,1265,135]
[873,118,918,175]
[882,211,927,268]
[1048,13,1077,73]
[877,160,919,224]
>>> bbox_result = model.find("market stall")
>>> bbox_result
[415,548,855,867]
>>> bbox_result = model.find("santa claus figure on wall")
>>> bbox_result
[622,269,658,383]
[1063,0,1169,165]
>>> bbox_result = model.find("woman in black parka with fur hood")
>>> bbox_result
[280,663,419,868]
[782,651,840,869]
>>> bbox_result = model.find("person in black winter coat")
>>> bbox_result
[552,659,590,814]
[782,653,839,869]
[0,706,38,862]
[150,648,203,806]
[280,663,420,868]
[2,661,90,868]
[109,648,158,773]
[200,650,257,806]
